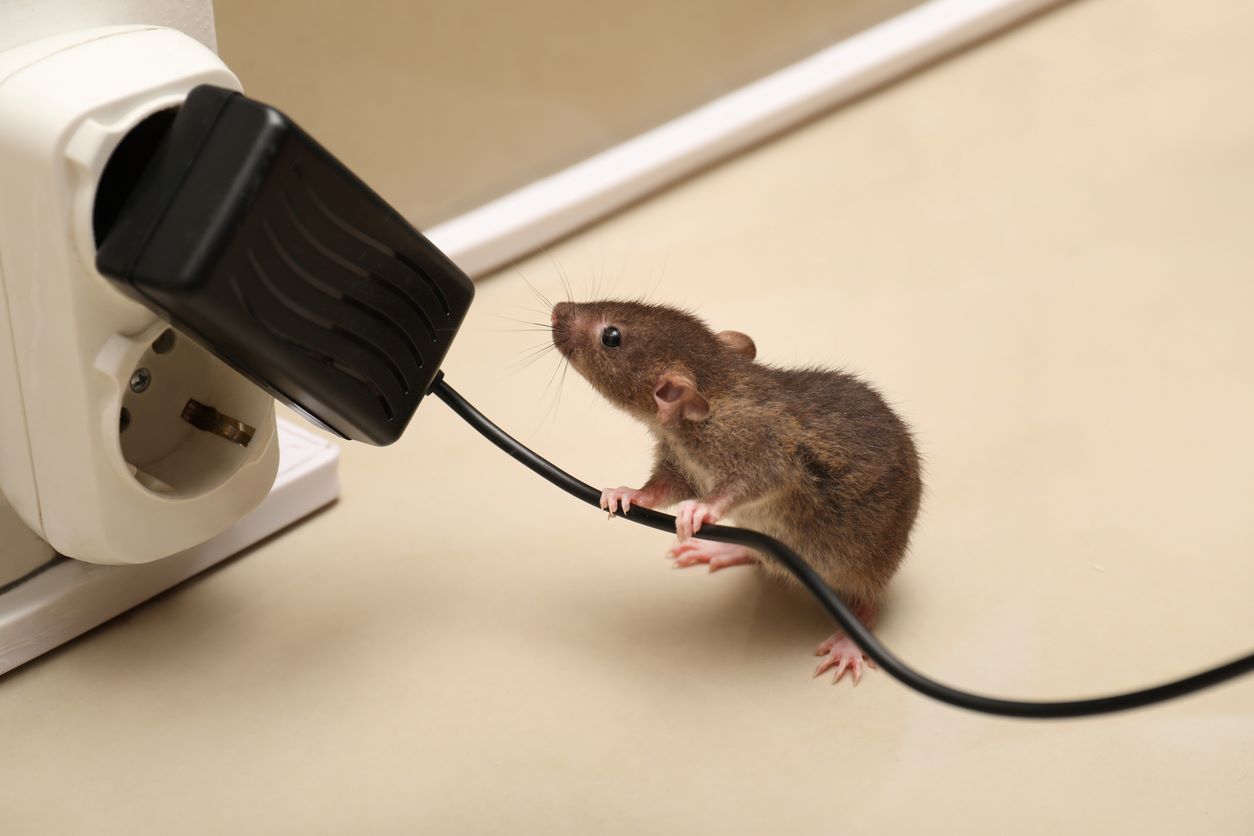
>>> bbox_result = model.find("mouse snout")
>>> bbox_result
[551,302,579,356]
[552,301,573,325]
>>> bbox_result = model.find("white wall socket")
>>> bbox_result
[0,26,280,565]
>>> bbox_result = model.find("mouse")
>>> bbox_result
[551,299,922,684]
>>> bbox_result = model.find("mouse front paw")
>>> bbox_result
[674,500,721,541]
[600,486,651,516]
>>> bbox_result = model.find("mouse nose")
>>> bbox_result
[551,302,576,355]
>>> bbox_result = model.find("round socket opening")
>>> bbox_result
[151,328,176,354]
[118,329,272,498]
[92,108,177,248]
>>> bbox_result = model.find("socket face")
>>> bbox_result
[0,27,279,563]
[114,325,270,497]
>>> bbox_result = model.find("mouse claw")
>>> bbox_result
[828,657,856,685]
[843,661,866,686]
[601,486,649,520]
[814,634,843,656]
[813,634,872,686]
[674,500,720,542]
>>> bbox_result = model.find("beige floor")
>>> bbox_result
[3,0,1254,833]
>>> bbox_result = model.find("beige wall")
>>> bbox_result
[213,0,923,228]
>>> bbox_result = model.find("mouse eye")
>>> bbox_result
[600,326,622,348]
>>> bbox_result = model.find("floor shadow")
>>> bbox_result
[551,561,896,670]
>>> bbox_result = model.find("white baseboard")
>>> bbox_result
[0,419,340,675]
[426,0,1067,278]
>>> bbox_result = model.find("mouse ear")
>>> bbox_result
[654,372,710,425]
[717,330,756,360]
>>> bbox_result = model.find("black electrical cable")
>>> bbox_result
[431,373,1254,718]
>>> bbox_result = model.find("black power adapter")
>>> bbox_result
[94,86,1253,718]
[96,85,474,445]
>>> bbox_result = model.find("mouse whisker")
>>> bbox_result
[643,246,670,303]
[589,250,604,302]
[555,356,570,413]
[497,317,553,328]
[546,251,574,302]
[600,268,621,303]
[505,304,551,318]
[516,342,556,361]
[508,346,558,375]
[608,244,632,300]
[539,355,571,427]
[540,347,565,399]
[496,312,554,331]
[512,342,556,362]
[517,271,555,311]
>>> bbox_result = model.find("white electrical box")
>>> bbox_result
[0,20,341,672]
[0,26,281,565]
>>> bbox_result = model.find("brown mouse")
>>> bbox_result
[551,299,922,684]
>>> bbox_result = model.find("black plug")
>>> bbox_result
[95,85,474,445]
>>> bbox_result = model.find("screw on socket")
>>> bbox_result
[181,399,254,447]
[129,367,152,393]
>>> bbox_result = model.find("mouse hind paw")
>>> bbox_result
[813,634,877,685]
[666,539,757,573]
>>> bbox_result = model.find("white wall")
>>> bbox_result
[0,0,216,53]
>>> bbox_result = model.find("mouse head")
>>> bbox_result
[551,300,755,427]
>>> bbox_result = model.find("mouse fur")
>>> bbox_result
[552,299,922,609]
